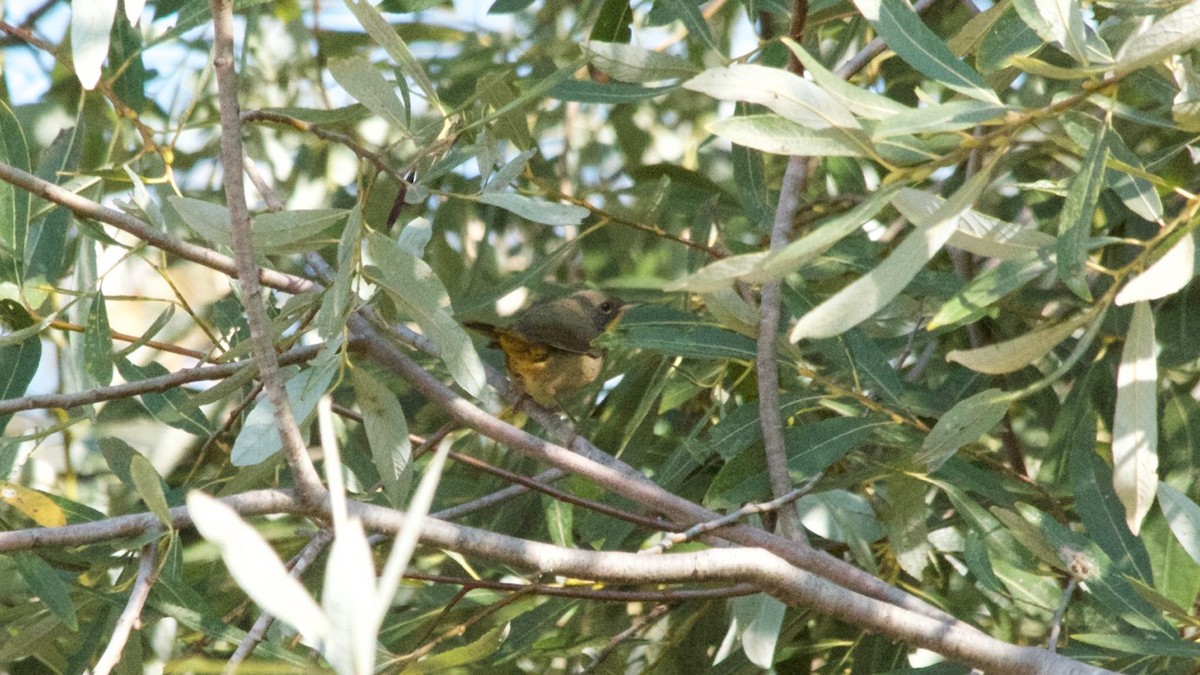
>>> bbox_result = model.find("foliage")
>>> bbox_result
[2,0,1200,672]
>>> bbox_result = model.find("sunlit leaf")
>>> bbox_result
[1112,302,1159,536]
[71,0,118,90]
[187,492,330,646]
[1115,232,1195,306]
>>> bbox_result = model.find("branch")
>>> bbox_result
[0,161,311,295]
[93,543,158,675]
[0,343,323,416]
[0,490,1110,674]
[209,0,324,506]
[350,316,967,627]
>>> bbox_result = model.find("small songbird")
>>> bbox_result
[464,289,630,407]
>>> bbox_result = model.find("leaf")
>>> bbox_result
[322,517,378,675]
[231,358,339,466]
[747,185,901,284]
[543,496,574,548]
[366,232,486,396]
[1011,0,1089,65]
[666,252,768,293]
[915,389,1009,471]
[707,115,869,158]
[945,312,1091,374]
[741,595,785,668]
[476,192,589,226]
[328,56,408,132]
[83,293,113,386]
[1112,301,1158,536]
[589,0,632,42]
[71,0,118,89]
[0,101,31,284]
[872,101,1012,138]
[186,492,331,646]
[0,300,41,440]
[350,368,413,507]
[881,474,932,579]
[891,187,1054,261]
[547,80,674,103]
[790,167,991,341]
[656,0,718,52]
[782,39,910,119]
[26,127,80,283]
[1115,232,1195,305]
[1057,120,1107,301]
[115,359,211,436]
[1115,0,1200,75]
[12,553,78,631]
[167,198,349,253]
[1158,482,1200,565]
[863,0,1001,104]
[343,0,441,110]
[583,42,699,83]
[129,453,171,528]
[684,64,861,131]
[0,481,66,527]
[928,250,1054,329]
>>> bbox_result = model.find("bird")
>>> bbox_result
[464,289,629,407]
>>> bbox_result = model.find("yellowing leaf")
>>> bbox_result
[0,482,66,527]
[946,313,1091,374]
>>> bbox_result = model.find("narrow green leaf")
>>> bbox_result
[741,595,785,668]
[790,167,992,341]
[71,0,118,89]
[318,203,363,340]
[366,232,486,396]
[657,0,718,52]
[83,294,113,386]
[115,359,211,436]
[783,39,910,119]
[1112,301,1158,536]
[881,474,932,578]
[589,0,632,42]
[343,0,441,110]
[929,250,1054,329]
[548,80,672,103]
[12,553,78,632]
[476,192,589,226]
[0,300,41,439]
[321,518,378,675]
[328,56,408,132]
[1056,120,1108,301]
[583,42,699,83]
[231,356,339,466]
[1072,438,1155,584]
[1158,482,1200,565]
[0,101,31,284]
[543,496,574,548]
[129,453,171,528]
[866,0,1001,103]
[916,389,1009,471]
[686,64,863,131]
[350,368,413,507]
[873,101,1011,138]
[27,127,81,283]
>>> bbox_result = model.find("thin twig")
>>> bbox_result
[643,473,824,555]
[582,603,672,674]
[224,528,335,672]
[94,542,159,675]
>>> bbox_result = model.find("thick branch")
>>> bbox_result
[0,491,1110,675]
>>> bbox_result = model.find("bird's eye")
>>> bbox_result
[600,301,615,312]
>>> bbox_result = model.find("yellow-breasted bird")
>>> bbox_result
[464,289,629,407]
